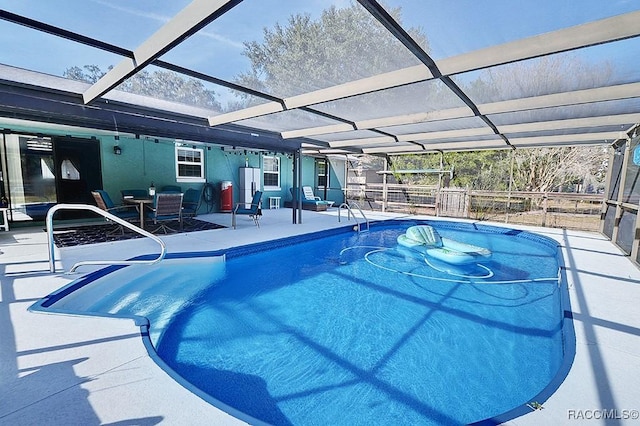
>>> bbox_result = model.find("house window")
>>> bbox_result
[263,156,280,189]
[317,160,328,188]
[175,146,205,182]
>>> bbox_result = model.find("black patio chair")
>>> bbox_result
[232,190,262,229]
[145,192,184,233]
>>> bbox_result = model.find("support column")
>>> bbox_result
[435,152,443,216]
[506,148,515,223]
[382,156,388,212]
[296,149,303,223]
[612,139,630,245]
[323,157,329,201]
[292,149,301,224]
[600,145,617,234]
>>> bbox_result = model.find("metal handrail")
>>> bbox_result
[46,204,167,273]
[338,202,369,232]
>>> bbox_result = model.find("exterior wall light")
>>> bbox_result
[113,145,122,155]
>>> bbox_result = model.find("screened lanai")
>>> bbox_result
[3,4,640,425]
[2,1,640,249]
[1,0,639,155]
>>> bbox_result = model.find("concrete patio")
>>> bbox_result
[1,208,639,425]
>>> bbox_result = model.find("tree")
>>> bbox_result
[462,54,612,192]
[466,54,614,102]
[512,146,608,192]
[386,145,609,193]
[63,65,106,84]
[388,150,512,190]
[385,54,612,192]
[234,4,431,114]
[237,5,610,192]
[63,65,222,112]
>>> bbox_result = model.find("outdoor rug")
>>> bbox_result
[52,218,225,247]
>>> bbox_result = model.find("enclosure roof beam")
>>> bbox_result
[209,10,640,135]
[208,65,432,126]
[510,131,623,147]
[288,82,640,142]
[479,83,640,115]
[397,127,495,142]
[329,136,396,148]
[354,107,476,131]
[437,10,640,76]
[83,0,241,104]
[362,139,514,154]
[498,113,640,134]
[324,113,640,152]
[363,145,427,154]
[0,10,133,57]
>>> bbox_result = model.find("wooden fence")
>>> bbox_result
[344,183,604,231]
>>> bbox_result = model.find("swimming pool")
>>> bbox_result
[34,219,574,425]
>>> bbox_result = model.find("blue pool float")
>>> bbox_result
[397,225,492,265]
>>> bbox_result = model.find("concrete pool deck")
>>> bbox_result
[1,208,639,425]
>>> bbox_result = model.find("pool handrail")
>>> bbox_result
[338,202,369,232]
[46,203,167,273]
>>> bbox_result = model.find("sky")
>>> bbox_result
[0,0,638,104]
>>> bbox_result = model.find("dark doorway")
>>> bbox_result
[53,136,102,219]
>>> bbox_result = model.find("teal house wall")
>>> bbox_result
[102,136,304,212]
[299,156,346,204]
[1,120,346,217]
[103,137,347,212]
[327,157,346,203]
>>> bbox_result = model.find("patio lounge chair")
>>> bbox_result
[232,190,262,229]
[91,190,139,222]
[289,186,334,211]
[146,192,184,233]
[286,187,329,211]
[303,186,334,208]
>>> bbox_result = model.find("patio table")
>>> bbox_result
[123,197,153,229]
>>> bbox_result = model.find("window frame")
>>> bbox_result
[263,155,280,190]
[175,145,205,183]
[316,160,328,188]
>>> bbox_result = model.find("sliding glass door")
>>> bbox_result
[0,133,102,223]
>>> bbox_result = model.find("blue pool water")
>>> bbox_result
[37,220,572,425]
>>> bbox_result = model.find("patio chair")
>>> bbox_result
[146,192,184,233]
[232,190,262,229]
[182,187,203,218]
[91,190,139,222]
[160,185,182,193]
[120,189,148,200]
